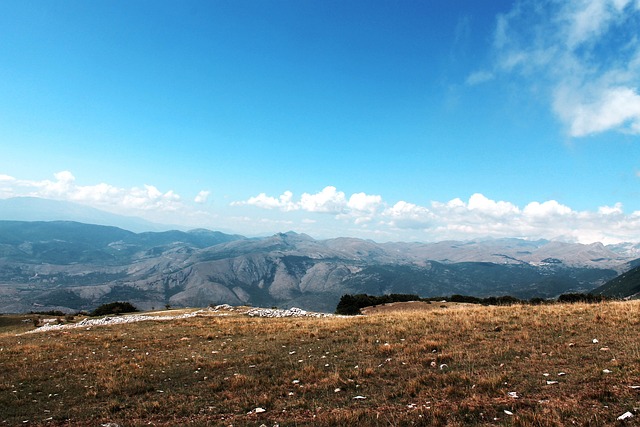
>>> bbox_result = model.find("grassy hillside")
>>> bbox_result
[1,302,639,426]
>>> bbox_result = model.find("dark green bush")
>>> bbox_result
[90,301,138,316]
[335,293,421,315]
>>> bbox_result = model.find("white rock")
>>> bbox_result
[602,369,612,374]
[504,410,513,416]
[617,412,633,421]
[592,338,599,344]
[353,395,367,399]
[546,380,559,385]
[508,392,519,398]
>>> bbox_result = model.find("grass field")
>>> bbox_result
[1,301,639,426]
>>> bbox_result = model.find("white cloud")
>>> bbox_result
[194,190,210,204]
[236,187,383,221]
[554,85,640,136]
[237,190,297,211]
[487,0,640,137]
[0,170,185,213]
[598,202,624,215]
[299,186,347,213]
[523,200,573,218]
[467,193,520,217]
[234,187,640,242]
[347,192,383,212]
[383,201,433,229]
[5,172,640,244]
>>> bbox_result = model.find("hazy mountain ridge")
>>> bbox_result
[0,220,635,313]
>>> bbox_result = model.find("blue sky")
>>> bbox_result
[2,0,640,243]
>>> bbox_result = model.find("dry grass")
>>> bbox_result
[1,301,639,426]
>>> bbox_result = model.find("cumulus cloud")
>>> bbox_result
[235,190,297,211]
[234,187,640,242]
[482,0,640,137]
[0,170,185,212]
[523,200,573,218]
[236,186,382,218]
[347,192,383,212]
[299,186,348,213]
[383,201,433,229]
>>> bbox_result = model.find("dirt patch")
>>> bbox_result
[360,300,469,314]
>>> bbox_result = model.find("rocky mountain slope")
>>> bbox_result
[591,259,640,299]
[0,221,635,313]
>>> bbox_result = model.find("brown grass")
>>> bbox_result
[1,301,639,426]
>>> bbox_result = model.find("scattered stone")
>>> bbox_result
[558,372,566,376]
[439,364,448,370]
[546,380,559,385]
[592,338,599,344]
[602,369,612,374]
[353,395,367,400]
[504,410,514,416]
[508,392,519,399]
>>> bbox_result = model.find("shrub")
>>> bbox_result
[557,293,608,304]
[90,302,139,317]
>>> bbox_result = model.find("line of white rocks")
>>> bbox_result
[24,311,204,334]
[244,306,335,318]
[23,305,337,334]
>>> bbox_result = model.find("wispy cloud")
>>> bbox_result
[476,0,640,137]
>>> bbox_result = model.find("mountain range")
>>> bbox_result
[1,219,638,314]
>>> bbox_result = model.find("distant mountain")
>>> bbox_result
[590,260,640,299]
[0,220,244,264]
[0,220,632,313]
[0,197,167,233]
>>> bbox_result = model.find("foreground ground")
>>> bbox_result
[1,301,639,426]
